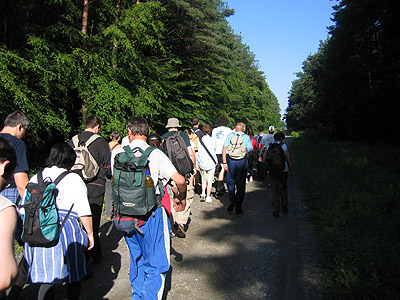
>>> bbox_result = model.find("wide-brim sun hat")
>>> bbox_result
[165,118,181,128]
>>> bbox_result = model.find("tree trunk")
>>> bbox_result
[81,0,89,36]
[112,0,121,69]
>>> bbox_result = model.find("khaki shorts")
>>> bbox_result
[200,168,215,183]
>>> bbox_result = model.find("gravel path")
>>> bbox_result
[20,138,324,300]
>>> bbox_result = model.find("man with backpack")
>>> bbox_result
[222,122,253,214]
[190,116,204,152]
[161,118,196,238]
[68,115,111,264]
[111,116,187,299]
[264,131,294,217]
[211,116,232,196]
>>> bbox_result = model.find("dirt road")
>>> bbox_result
[21,138,323,299]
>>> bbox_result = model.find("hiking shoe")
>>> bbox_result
[200,194,206,202]
[205,196,212,203]
[227,203,235,212]
[282,206,288,213]
[273,212,280,217]
[236,206,243,214]
[174,223,186,238]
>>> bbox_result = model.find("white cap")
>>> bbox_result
[268,126,275,132]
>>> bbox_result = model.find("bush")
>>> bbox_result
[292,133,400,299]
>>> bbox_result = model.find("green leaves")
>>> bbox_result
[0,0,280,165]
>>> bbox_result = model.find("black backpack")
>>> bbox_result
[162,132,193,177]
[265,142,286,172]
[20,171,73,247]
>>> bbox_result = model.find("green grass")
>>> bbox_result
[291,132,400,299]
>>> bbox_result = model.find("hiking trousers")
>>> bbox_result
[171,178,194,226]
[269,171,288,212]
[124,207,170,300]
[226,157,248,205]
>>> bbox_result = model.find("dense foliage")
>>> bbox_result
[285,0,400,143]
[292,132,400,299]
[0,0,280,162]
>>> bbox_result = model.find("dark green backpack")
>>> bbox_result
[265,142,286,172]
[112,146,163,234]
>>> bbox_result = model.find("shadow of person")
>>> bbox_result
[79,221,124,300]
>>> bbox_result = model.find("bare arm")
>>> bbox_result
[80,216,94,251]
[187,146,197,175]
[14,172,29,199]
[222,146,228,171]
[0,206,18,291]
[170,171,187,212]
[286,148,294,177]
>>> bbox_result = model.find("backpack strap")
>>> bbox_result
[198,136,217,165]
[72,135,79,148]
[59,204,74,231]
[84,134,101,147]
[37,170,44,184]
[53,171,70,186]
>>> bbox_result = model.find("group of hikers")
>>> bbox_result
[0,111,294,300]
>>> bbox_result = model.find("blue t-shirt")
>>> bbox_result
[223,131,254,152]
[0,133,29,188]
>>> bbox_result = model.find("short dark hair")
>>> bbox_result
[125,116,149,137]
[0,137,17,181]
[46,142,76,169]
[202,124,212,135]
[216,116,229,127]
[192,117,200,127]
[147,133,162,149]
[85,115,101,129]
[274,131,285,141]
[4,111,30,129]
[257,125,264,132]
[111,130,121,141]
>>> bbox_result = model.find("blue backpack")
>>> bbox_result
[20,170,72,247]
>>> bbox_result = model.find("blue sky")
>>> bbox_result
[226,0,335,118]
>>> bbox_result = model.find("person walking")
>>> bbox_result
[211,116,232,195]
[197,124,217,203]
[0,137,18,296]
[254,125,266,179]
[222,122,253,214]
[245,127,257,183]
[265,131,294,217]
[22,142,94,300]
[161,118,196,238]
[69,115,111,264]
[104,131,121,221]
[111,116,187,299]
[0,111,30,300]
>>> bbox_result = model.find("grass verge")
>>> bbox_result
[291,132,400,299]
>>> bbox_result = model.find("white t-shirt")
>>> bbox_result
[261,134,275,146]
[212,126,233,155]
[28,166,91,217]
[121,136,130,147]
[111,139,177,187]
[197,135,217,171]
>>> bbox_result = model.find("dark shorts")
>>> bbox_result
[215,154,223,173]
